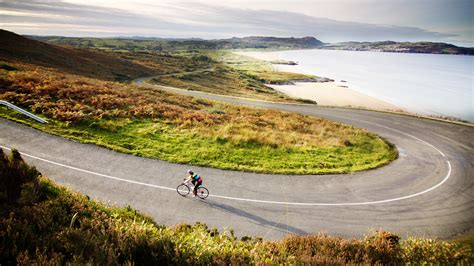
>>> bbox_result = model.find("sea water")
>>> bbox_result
[277,49,473,122]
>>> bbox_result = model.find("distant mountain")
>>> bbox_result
[225,36,324,49]
[0,29,156,80]
[28,34,325,51]
[118,36,206,41]
[25,32,470,55]
[321,41,474,55]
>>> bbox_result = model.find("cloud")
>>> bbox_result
[176,5,457,42]
[0,0,462,44]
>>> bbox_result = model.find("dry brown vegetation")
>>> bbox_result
[0,30,213,82]
[0,65,209,122]
[0,63,397,173]
[0,30,162,81]
[151,66,294,102]
[2,64,376,149]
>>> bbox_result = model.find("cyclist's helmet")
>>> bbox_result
[187,169,194,175]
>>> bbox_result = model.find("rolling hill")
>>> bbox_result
[0,29,157,81]
[29,35,325,51]
[321,41,474,55]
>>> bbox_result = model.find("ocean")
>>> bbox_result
[277,49,473,122]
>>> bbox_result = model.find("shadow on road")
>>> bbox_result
[194,198,307,236]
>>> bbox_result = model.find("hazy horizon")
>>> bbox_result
[0,0,472,47]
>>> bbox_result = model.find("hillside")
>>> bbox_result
[321,41,474,55]
[0,29,158,81]
[223,36,324,49]
[27,33,473,55]
[29,35,324,51]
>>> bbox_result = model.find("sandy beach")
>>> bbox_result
[235,51,403,111]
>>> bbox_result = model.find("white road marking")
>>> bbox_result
[398,147,407,157]
[1,85,453,206]
[0,144,452,206]
[334,116,447,157]
[0,145,176,192]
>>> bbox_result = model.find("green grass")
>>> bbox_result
[208,50,318,84]
[0,106,397,174]
[1,152,472,264]
[150,66,293,101]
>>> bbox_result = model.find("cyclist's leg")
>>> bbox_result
[194,181,202,195]
[191,180,197,194]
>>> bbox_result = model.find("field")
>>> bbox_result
[0,63,397,174]
[138,50,317,102]
[208,50,319,84]
[1,151,471,264]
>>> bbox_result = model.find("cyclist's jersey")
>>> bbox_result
[192,174,202,182]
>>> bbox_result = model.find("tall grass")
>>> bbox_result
[1,151,471,264]
[0,65,397,174]
[151,65,292,101]
[208,50,318,84]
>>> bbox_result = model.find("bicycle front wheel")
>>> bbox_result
[196,187,209,199]
[177,184,190,196]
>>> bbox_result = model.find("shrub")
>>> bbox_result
[402,237,473,264]
[363,230,402,264]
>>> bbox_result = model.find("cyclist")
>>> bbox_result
[184,169,203,197]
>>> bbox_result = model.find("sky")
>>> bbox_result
[0,0,472,46]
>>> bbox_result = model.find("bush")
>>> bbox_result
[364,230,402,264]
[402,237,472,263]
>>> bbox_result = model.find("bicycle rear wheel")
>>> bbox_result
[196,187,209,199]
[176,184,190,196]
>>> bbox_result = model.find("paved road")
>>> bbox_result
[1,79,473,239]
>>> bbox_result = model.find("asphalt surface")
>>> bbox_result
[1,79,473,240]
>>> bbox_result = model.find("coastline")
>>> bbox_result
[234,51,404,112]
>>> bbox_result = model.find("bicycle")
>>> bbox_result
[176,180,209,199]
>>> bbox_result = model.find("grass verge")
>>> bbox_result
[1,150,472,264]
